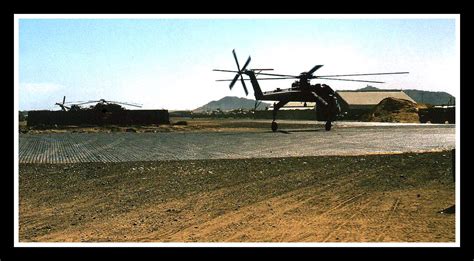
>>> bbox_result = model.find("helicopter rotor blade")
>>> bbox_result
[232,49,241,72]
[229,49,243,90]
[246,72,299,78]
[317,77,385,83]
[62,96,66,104]
[109,101,143,108]
[122,102,142,108]
[316,72,409,78]
[307,65,324,75]
[216,77,296,81]
[238,56,251,96]
[213,69,239,73]
[240,75,248,96]
[213,69,273,73]
[119,103,142,108]
[74,100,100,106]
[64,101,87,104]
[230,51,252,95]
[229,73,240,90]
[250,68,274,71]
[241,56,251,72]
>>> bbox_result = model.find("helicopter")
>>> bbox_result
[55,96,70,111]
[213,49,409,132]
[54,96,82,111]
[55,96,142,112]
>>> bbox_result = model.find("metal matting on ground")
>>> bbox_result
[18,125,455,164]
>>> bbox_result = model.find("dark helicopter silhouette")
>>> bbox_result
[213,49,408,131]
[55,96,142,112]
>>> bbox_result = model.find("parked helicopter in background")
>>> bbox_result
[213,49,409,131]
[55,96,142,112]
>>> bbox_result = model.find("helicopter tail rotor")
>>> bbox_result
[230,49,250,96]
[55,96,70,111]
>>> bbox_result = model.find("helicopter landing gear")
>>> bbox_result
[271,121,278,132]
[271,100,289,133]
[325,121,332,131]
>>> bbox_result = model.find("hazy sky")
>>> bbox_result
[17,15,459,110]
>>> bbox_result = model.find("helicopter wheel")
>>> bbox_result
[271,121,278,132]
[325,121,332,131]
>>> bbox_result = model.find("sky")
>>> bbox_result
[16,15,459,111]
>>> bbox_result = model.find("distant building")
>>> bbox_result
[335,90,416,111]
[335,90,416,119]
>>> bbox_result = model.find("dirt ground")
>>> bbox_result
[19,151,455,243]
[19,118,366,134]
[19,118,261,134]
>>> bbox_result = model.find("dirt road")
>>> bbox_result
[19,151,455,242]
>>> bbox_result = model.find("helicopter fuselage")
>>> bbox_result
[244,70,341,122]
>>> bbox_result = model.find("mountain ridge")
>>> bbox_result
[193,96,271,112]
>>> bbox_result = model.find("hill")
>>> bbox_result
[402,89,455,105]
[357,86,380,91]
[193,96,271,112]
[355,86,455,105]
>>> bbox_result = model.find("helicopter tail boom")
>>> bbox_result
[243,70,264,100]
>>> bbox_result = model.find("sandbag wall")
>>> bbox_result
[27,110,170,127]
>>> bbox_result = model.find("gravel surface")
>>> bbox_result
[19,151,455,242]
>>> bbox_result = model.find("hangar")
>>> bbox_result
[335,90,416,119]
